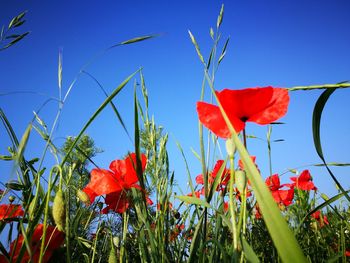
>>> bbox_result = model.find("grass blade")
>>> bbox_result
[61,69,140,167]
[312,87,350,202]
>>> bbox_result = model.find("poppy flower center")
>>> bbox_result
[240,116,248,122]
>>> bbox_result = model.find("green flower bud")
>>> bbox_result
[235,170,246,193]
[225,139,236,158]
[53,189,66,232]
[77,189,90,204]
[8,195,15,203]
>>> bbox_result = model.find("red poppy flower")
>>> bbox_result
[235,188,252,201]
[157,202,173,211]
[265,174,294,206]
[311,210,329,227]
[0,204,24,220]
[265,174,281,191]
[187,191,201,198]
[271,188,294,207]
[238,156,257,171]
[195,160,230,187]
[197,87,289,138]
[101,191,129,214]
[290,170,317,191]
[0,224,64,263]
[254,204,262,219]
[84,153,147,198]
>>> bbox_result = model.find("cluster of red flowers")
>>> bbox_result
[311,210,329,227]
[82,153,149,214]
[265,170,317,209]
[193,160,230,196]
[0,224,64,263]
[0,204,64,262]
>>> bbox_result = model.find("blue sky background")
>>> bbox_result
[1,0,350,201]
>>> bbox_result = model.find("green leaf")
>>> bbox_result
[81,70,132,142]
[313,162,350,167]
[312,87,350,202]
[16,123,32,163]
[175,195,211,209]
[61,69,140,166]
[242,237,260,263]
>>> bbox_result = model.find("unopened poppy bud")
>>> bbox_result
[235,170,246,193]
[113,236,119,248]
[225,139,235,158]
[8,195,15,203]
[77,189,90,204]
[53,189,66,232]
[108,245,117,263]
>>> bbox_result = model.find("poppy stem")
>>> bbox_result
[242,129,247,149]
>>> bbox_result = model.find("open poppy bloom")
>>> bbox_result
[0,204,24,220]
[84,153,147,199]
[0,224,64,263]
[83,153,146,201]
[311,210,329,227]
[265,174,294,207]
[102,191,129,214]
[196,87,289,138]
[195,160,230,187]
[290,170,317,191]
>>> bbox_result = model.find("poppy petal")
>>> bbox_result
[249,87,289,124]
[217,88,273,122]
[86,168,121,195]
[197,101,243,138]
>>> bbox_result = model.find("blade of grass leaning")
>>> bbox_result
[242,237,260,263]
[61,69,140,167]
[175,195,212,209]
[175,140,196,196]
[288,82,350,91]
[82,70,132,142]
[133,79,147,202]
[204,71,306,262]
[0,108,19,149]
[312,87,350,202]
[15,123,32,166]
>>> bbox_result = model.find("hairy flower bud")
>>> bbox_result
[53,189,66,232]
[77,189,90,204]
[235,170,246,193]
[225,139,236,158]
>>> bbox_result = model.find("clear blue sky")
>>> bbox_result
[1,0,350,199]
